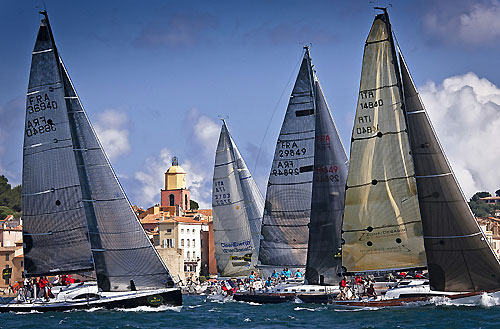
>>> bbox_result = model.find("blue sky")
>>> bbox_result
[1,0,500,208]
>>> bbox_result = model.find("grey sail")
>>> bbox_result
[212,120,264,277]
[24,14,173,292]
[259,48,316,270]
[400,50,500,292]
[22,18,94,277]
[60,60,172,292]
[305,77,349,285]
[341,13,426,272]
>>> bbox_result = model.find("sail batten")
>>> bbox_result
[341,13,426,272]
[399,49,500,292]
[212,120,264,277]
[23,13,173,290]
[22,18,94,277]
[305,76,349,285]
[259,50,316,270]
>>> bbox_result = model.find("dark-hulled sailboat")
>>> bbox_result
[212,119,264,278]
[333,8,500,307]
[0,11,181,312]
[234,47,348,304]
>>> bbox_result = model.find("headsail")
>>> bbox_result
[341,12,426,272]
[22,15,94,277]
[400,50,500,292]
[259,48,316,270]
[24,12,173,292]
[212,120,264,277]
[305,77,349,285]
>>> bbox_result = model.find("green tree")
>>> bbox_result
[471,191,491,202]
[190,200,199,210]
[0,206,14,220]
[0,175,21,213]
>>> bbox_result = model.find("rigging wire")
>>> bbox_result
[252,48,306,174]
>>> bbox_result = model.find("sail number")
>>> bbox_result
[273,160,299,176]
[359,99,383,109]
[279,148,306,157]
[25,116,56,137]
[27,94,58,114]
[213,181,231,205]
[214,193,231,205]
[316,134,331,150]
[278,141,306,158]
[314,165,340,182]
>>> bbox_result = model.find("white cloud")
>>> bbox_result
[133,109,220,209]
[424,0,500,46]
[93,109,131,160]
[419,72,500,198]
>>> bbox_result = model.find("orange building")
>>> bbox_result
[161,157,190,211]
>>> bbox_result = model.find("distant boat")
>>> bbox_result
[334,8,500,307]
[235,47,348,304]
[212,119,264,277]
[0,11,181,312]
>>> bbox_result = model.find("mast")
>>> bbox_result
[341,9,426,273]
[399,49,500,292]
[258,47,316,272]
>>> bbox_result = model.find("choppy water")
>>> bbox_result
[1,295,500,328]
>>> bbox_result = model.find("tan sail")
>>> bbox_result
[342,15,426,272]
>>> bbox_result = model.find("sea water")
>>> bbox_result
[1,295,500,328]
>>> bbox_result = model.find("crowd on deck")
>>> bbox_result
[12,274,79,302]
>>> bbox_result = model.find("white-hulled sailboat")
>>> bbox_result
[332,8,500,307]
[234,47,349,304]
[0,11,181,312]
[212,119,264,278]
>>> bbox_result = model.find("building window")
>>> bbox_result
[21,261,23,267]
[193,251,196,259]
[187,240,190,247]
[187,251,190,259]
[187,229,190,233]
[5,254,9,261]
[167,229,172,233]
[169,194,175,206]
[181,239,184,247]
[201,239,203,247]
[185,195,188,209]
[181,229,184,233]
[192,239,195,247]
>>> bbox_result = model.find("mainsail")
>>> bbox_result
[23,12,173,292]
[400,51,500,292]
[259,48,316,270]
[23,15,94,277]
[212,120,264,277]
[341,12,427,272]
[305,78,349,285]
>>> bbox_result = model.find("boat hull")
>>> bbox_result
[234,292,296,304]
[0,287,182,312]
[330,290,500,307]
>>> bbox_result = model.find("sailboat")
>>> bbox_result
[0,11,181,312]
[212,119,264,278]
[333,8,500,307]
[234,47,349,304]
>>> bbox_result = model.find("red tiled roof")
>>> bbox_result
[196,209,213,216]
[161,216,208,224]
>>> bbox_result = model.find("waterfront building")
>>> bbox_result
[0,216,23,293]
[138,156,216,283]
